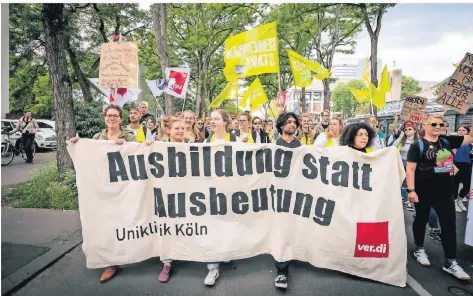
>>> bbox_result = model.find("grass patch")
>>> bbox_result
[7,163,78,210]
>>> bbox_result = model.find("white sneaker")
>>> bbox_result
[414,249,431,266]
[461,196,468,202]
[204,268,219,286]
[443,261,471,280]
[457,200,467,212]
[455,200,462,212]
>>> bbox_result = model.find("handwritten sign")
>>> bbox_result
[435,92,470,114]
[99,42,138,89]
[439,53,473,102]
[400,95,428,123]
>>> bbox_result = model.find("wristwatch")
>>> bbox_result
[406,189,415,193]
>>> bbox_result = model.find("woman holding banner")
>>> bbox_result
[69,105,136,284]
[339,122,375,153]
[406,115,472,280]
[314,118,343,148]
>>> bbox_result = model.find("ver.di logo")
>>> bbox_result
[354,222,389,258]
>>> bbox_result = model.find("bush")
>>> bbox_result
[8,163,78,210]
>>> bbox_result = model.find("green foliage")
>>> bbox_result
[331,80,364,118]
[401,76,422,98]
[74,100,106,138]
[8,164,78,210]
[434,82,446,96]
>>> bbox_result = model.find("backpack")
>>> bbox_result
[418,137,450,154]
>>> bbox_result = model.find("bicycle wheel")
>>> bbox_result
[1,143,15,166]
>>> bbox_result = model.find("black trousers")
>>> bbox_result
[413,177,456,259]
[22,133,35,162]
[275,260,290,276]
[454,162,471,199]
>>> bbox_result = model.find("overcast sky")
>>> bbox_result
[350,3,473,82]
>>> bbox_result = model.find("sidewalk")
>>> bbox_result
[1,208,82,295]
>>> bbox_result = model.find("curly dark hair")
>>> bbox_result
[340,122,375,148]
[276,112,300,135]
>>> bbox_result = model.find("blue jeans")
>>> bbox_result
[429,208,440,230]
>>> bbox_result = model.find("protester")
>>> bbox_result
[314,118,343,148]
[389,117,419,212]
[452,125,471,212]
[367,117,385,149]
[264,119,276,143]
[406,115,472,280]
[233,112,255,143]
[230,118,239,132]
[314,110,330,134]
[204,117,212,138]
[146,117,157,141]
[339,122,375,153]
[181,110,203,143]
[251,116,270,143]
[126,106,148,143]
[298,113,317,145]
[9,110,38,164]
[69,105,136,283]
[139,101,154,125]
[197,118,208,139]
[272,112,301,289]
[157,116,187,282]
[156,116,170,142]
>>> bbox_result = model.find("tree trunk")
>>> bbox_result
[64,34,93,102]
[322,79,331,111]
[195,58,205,117]
[152,3,174,115]
[370,37,378,117]
[301,87,306,113]
[42,4,76,180]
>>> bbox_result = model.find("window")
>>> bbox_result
[1,121,13,131]
[37,122,53,129]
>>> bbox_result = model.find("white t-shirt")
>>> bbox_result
[255,132,261,144]
[212,135,241,143]
[130,128,138,135]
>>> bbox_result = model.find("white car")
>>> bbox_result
[1,119,57,150]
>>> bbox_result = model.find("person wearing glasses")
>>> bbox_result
[367,117,385,150]
[69,105,136,284]
[388,116,419,213]
[314,110,330,134]
[233,112,255,143]
[264,119,276,143]
[251,116,270,143]
[197,118,209,139]
[406,115,473,280]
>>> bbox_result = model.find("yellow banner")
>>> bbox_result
[349,87,371,103]
[288,50,313,87]
[267,99,279,118]
[372,65,391,109]
[224,22,279,81]
[239,77,268,111]
[208,80,238,109]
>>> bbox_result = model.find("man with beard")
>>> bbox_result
[273,112,301,290]
[314,110,330,134]
[126,106,147,143]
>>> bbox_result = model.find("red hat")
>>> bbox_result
[403,122,416,130]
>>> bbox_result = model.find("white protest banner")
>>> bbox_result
[400,95,428,123]
[67,141,407,287]
[98,42,138,89]
[466,167,473,247]
[146,79,172,97]
[164,67,191,99]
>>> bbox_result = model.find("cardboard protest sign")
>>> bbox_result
[68,141,407,287]
[224,22,279,81]
[400,95,428,123]
[99,42,138,88]
[435,92,470,114]
[440,53,473,102]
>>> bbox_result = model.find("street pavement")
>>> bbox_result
[10,207,473,296]
[1,151,56,187]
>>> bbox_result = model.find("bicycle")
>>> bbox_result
[1,129,36,166]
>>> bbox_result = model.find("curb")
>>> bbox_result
[1,230,83,296]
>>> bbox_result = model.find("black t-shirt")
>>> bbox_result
[352,147,367,153]
[322,123,329,130]
[276,137,301,148]
[407,136,464,179]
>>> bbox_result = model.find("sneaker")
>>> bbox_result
[274,274,288,289]
[428,232,442,244]
[455,200,462,212]
[461,197,468,202]
[204,268,219,286]
[443,260,471,280]
[158,264,171,283]
[414,248,431,266]
[457,200,467,212]
[403,201,415,212]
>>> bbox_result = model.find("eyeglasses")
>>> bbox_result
[428,123,445,128]
[404,128,414,131]
[197,123,204,125]
[374,125,379,128]
[106,114,120,119]
[253,121,262,124]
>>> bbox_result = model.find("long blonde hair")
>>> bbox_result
[181,110,200,142]
[157,116,170,141]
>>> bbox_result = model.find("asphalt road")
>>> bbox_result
[12,207,473,296]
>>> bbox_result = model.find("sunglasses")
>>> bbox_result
[428,123,445,128]
[253,121,262,124]
[374,125,379,128]
[404,128,414,131]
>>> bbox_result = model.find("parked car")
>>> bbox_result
[1,119,57,150]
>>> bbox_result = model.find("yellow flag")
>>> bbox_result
[267,99,279,118]
[309,60,330,79]
[240,77,268,111]
[349,87,371,103]
[208,80,238,109]
[224,22,279,81]
[372,65,390,108]
[288,50,313,87]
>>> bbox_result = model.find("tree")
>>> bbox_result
[353,3,395,115]
[331,80,363,118]
[42,3,76,180]
[401,76,422,98]
[151,4,174,115]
